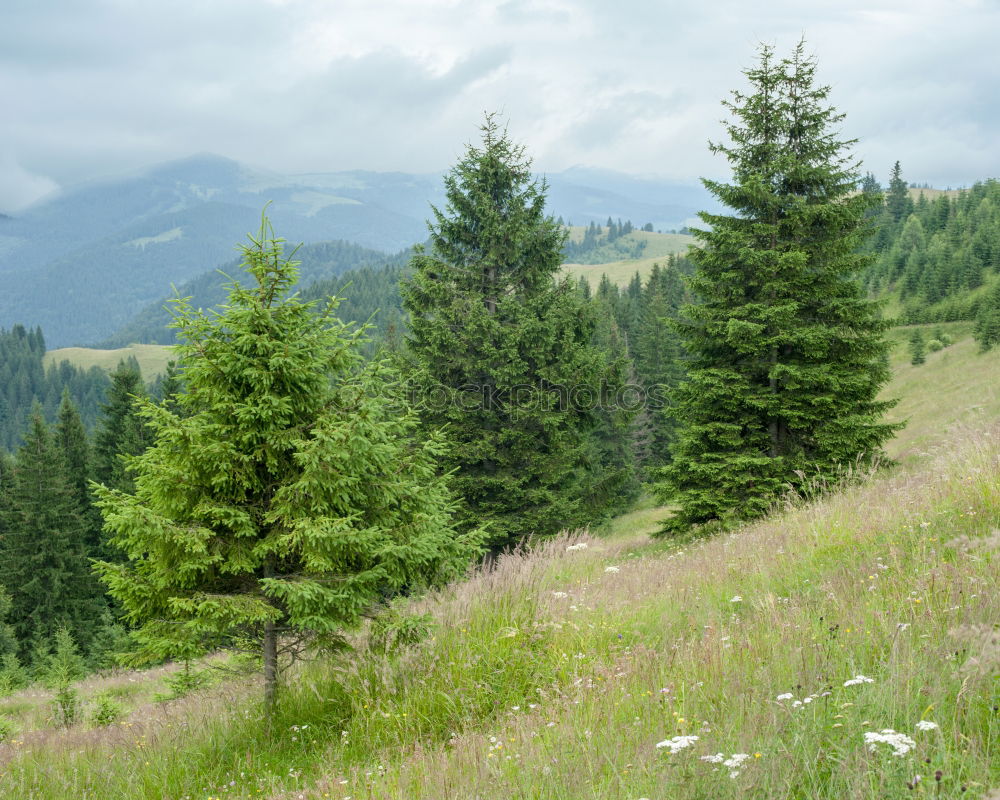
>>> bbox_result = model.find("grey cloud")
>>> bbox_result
[2,0,1000,206]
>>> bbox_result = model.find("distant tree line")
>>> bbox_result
[861,164,1000,349]
[0,326,111,450]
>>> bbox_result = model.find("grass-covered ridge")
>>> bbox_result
[1,327,998,799]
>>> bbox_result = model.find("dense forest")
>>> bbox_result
[861,165,1000,341]
[0,326,111,450]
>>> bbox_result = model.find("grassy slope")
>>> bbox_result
[44,343,175,380]
[2,329,999,799]
[563,230,694,288]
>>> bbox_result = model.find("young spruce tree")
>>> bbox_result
[94,218,479,710]
[658,42,899,531]
[403,115,622,548]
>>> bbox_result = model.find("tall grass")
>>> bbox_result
[0,419,997,799]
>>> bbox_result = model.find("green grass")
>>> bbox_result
[563,231,694,288]
[882,322,1000,462]
[43,344,176,380]
[2,328,998,799]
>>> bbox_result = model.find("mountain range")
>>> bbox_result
[0,154,715,346]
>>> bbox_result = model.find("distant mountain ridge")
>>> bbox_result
[0,154,716,346]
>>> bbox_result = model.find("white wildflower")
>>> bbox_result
[552,591,568,599]
[915,720,939,732]
[724,754,751,769]
[566,542,589,552]
[604,565,621,573]
[864,729,916,757]
[776,693,794,701]
[843,675,874,687]
[730,595,743,603]
[700,753,725,764]
[655,735,699,754]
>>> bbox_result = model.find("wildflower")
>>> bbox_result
[552,591,568,599]
[864,729,916,757]
[655,734,699,754]
[730,595,743,603]
[604,566,621,573]
[843,675,874,687]
[566,543,589,552]
[915,720,939,731]
[776,693,794,701]
[724,754,750,769]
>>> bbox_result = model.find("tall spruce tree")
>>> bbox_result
[657,42,899,531]
[402,115,620,547]
[55,390,102,557]
[94,217,478,710]
[93,360,151,494]
[0,410,102,656]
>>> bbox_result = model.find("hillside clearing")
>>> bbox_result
[2,329,998,799]
[43,343,175,380]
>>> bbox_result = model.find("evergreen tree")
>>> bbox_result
[657,42,899,531]
[974,281,1000,351]
[886,161,913,224]
[0,587,17,658]
[402,115,621,547]
[92,360,151,494]
[94,217,479,710]
[909,328,926,365]
[0,410,102,657]
[55,390,102,557]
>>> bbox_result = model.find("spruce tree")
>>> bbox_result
[0,410,102,656]
[55,390,102,557]
[402,115,619,547]
[909,328,926,365]
[93,360,151,494]
[657,42,899,531]
[94,217,479,710]
[886,161,913,224]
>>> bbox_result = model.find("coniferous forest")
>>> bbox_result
[1,36,1000,800]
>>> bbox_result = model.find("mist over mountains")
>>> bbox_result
[0,154,714,347]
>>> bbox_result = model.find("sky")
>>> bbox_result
[2,0,998,211]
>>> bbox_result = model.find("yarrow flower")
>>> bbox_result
[655,735,699,754]
[844,675,874,687]
[604,565,620,573]
[552,591,568,599]
[700,753,725,764]
[864,729,916,757]
[730,595,743,603]
[776,693,794,701]
[915,720,939,732]
[724,753,751,777]
[566,543,589,552]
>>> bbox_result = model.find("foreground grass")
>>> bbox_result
[1,418,998,799]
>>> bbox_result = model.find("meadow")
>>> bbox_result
[43,343,175,381]
[1,327,997,799]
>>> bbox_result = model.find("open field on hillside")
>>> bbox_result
[882,323,1000,461]
[2,328,998,799]
[563,230,694,288]
[44,343,175,380]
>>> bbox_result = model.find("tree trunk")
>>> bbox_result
[263,618,277,714]
[768,345,779,457]
[263,556,278,716]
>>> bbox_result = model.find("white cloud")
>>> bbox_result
[0,155,58,212]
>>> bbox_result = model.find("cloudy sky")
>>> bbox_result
[2,0,998,211]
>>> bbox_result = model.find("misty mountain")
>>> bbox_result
[0,154,713,346]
